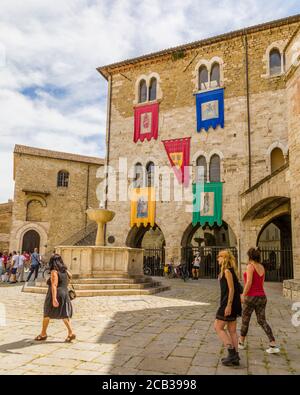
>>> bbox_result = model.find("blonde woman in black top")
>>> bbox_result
[214,250,242,366]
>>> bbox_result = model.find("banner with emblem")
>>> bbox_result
[162,137,191,186]
[130,187,156,228]
[192,182,223,226]
[134,103,159,143]
[196,88,224,132]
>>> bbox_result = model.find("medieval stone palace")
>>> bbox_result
[97,15,300,298]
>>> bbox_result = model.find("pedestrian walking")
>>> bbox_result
[214,249,242,367]
[35,254,75,343]
[17,252,26,282]
[26,248,41,282]
[10,251,19,283]
[239,248,280,354]
[192,252,201,280]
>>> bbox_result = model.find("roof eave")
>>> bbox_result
[96,14,300,77]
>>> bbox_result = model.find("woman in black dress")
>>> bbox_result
[214,250,242,366]
[35,254,75,343]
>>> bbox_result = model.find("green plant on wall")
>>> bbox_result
[171,50,186,61]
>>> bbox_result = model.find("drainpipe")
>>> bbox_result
[85,164,90,229]
[244,33,252,189]
[104,73,113,245]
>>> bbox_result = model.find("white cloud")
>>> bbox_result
[0,0,298,201]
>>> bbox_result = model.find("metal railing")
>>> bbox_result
[260,247,293,282]
[143,248,165,276]
[182,246,238,279]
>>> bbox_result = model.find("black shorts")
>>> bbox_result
[192,266,200,270]
[11,268,18,275]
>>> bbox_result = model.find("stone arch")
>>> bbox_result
[266,141,288,172]
[192,57,224,92]
[25,195,47,208]
[134,72,162,105]
[15,223,48,256]
[126,222,166,249]
[181,220,237,248]
[262,40,287,78]
[26,199,47,222]
[208,149,224,182]
[22,229,40,253]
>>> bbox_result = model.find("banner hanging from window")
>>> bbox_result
[130,187,156,228]
[162,137,191,187]
[196,88,224,132]
[192,182,223,227]
[134,103,159,143]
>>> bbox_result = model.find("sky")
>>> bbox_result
[0,0,299,202]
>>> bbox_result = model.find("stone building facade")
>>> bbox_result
[97,15,300,297]
[0,201,13,251]
[8,145,104,257]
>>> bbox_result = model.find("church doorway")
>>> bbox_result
[126,224,165,276]
[257,214,293,282]
[181,221,238,279]
[22,229,40,253]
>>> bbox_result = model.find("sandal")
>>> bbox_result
[65,334,76,343]
[35,335,47,341]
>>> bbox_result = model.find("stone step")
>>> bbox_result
[71,278,152,285]
[22,285,170,297]
[35,281,161,290]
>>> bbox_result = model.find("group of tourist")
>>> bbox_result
[214,247,280,367]
[0,248,42,283]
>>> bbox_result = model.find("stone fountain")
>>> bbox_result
[23,205,169,297]
[86,207,115,247]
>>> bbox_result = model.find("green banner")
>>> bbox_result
[192,182,223,227]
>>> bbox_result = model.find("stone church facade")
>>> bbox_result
[7,145,103,257]
[98,15,300,297]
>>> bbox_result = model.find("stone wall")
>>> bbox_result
[9,149,103,257]
[104,21,299,265]
[0,201,13,251]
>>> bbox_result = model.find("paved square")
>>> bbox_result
[0,279,299,375]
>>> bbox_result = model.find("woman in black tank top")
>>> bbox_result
[214,250,242,367]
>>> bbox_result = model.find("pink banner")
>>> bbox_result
[134,103,159,143]
[162,137,191,187]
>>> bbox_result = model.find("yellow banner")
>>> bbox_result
[130,187,156,228]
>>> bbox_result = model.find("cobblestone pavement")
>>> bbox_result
[0,278,299,375]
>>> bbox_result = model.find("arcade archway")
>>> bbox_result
[257,214,293,282]
[126,224,166,276]
[22,229,40,253]
[181,221,238,279]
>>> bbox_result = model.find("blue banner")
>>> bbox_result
[196,88,224,132]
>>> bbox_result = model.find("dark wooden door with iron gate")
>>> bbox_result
[260,248,293,282]
[143,248,165,276]
[182,246,238,279]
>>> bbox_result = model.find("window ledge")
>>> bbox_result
[193,85,225,95]
[262,72,285,80]
[134,99,162,108]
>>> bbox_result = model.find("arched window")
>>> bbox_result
[210,63,220,86]
[57,171,69,187]
[270,49,282,76]
[271,148,285,173]
[196,156,207,183]
[139,80,147,103]
[199,66,209,90]
[133,163,144,188]
[149,78,157,101]
[209,155,221,182]
[146,162,155,187]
